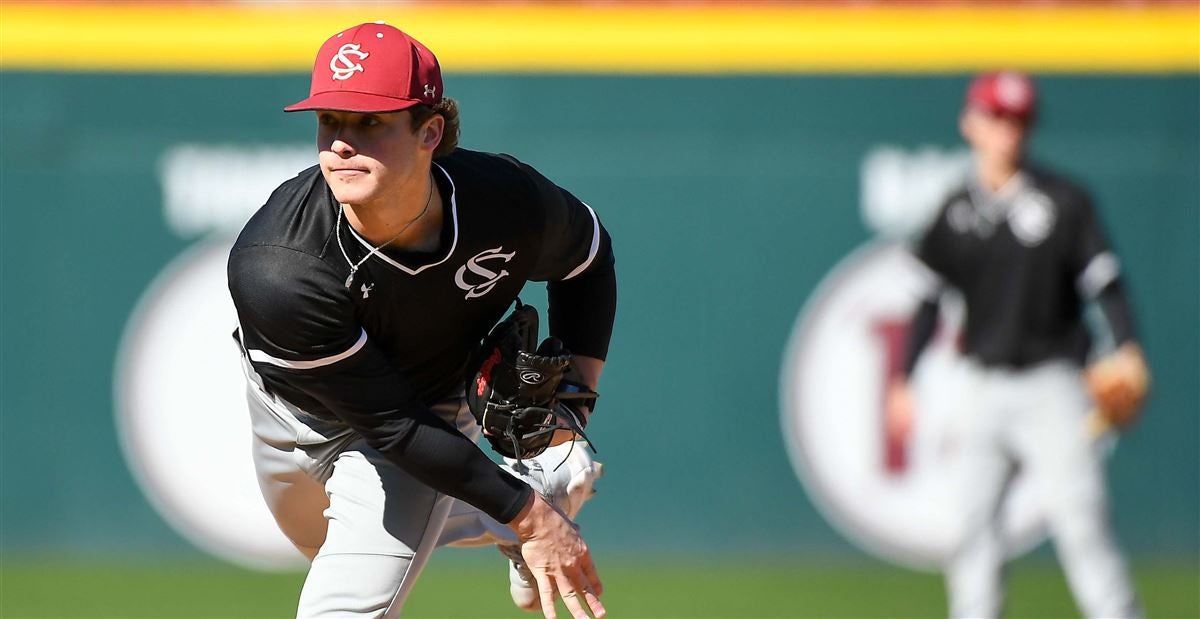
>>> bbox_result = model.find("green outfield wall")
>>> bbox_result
[1,72,1196,562]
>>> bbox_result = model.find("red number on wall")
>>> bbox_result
[873,319,910,475]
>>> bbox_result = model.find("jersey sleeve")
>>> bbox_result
[228,244,532,523]
[229,245,362,367]
[914,200,956,285]
[1068,192,1120,299]
[1064,192,1136,344]
[500,156,618,360]
[502,157,614,282]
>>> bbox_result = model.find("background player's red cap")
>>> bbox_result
[285,22,443,113]
[964,71,1037,122]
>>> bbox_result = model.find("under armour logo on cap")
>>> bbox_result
[330,43,369,81]
[285,22,444,113]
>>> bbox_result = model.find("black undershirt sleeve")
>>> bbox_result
[230,245,532,524]
[902,296,940,379]
[547,256,617,360]
[1094,279,1137,346]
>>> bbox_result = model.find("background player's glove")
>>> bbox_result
[1085,342,1150,431]
[467,302,597,459]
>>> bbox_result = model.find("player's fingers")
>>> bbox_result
[555,573,591,619]
[565,564,605,618]
[581,586,606,618]
[532,569,558,619]
[581,552,604,596]
[560,591,590,619]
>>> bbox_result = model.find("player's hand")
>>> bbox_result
[1085,342,1150,430]
[509,494,605,619]
[885,379,915,444]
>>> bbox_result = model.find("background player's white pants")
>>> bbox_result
[241,359,583,618]
[943,359,1141,619]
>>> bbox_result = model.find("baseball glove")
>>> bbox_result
[466,302,597,460]
[1085,343,1150,430]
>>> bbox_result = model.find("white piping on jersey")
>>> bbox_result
[248,328,368,370]
[1077,251,1120,298]
[561,203,600,281]
[345,162,460,276]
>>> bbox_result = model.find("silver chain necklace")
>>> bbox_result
[336,172,435,289]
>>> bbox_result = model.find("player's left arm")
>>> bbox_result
[512,156,617,432]
[1069,191,1150,428]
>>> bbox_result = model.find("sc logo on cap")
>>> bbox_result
[330,43,369,81]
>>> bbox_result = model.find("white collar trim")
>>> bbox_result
[345,162,459,276]
[967,170,1029,222]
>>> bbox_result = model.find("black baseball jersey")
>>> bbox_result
[228,148,614,522]
[915,166,1123,369]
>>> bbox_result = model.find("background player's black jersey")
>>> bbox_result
[916,166,1122,369]
[228,148,615,522]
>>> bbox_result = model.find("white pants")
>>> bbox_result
[242,359,578,617]
[944,359,1141,619]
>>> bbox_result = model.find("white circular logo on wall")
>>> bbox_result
[779,241,1047,569]
[115,239,305,571]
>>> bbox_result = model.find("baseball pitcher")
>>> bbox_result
[228,23,615,619]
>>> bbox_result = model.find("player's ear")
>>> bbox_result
[420,115,445,152]
[958,110,973,143]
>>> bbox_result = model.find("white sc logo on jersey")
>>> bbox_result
[455,247,516,299]
[330,43,369,81]
[1008,192,1056,247]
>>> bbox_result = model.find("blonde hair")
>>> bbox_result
[410,98,460,158]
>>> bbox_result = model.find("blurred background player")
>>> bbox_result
[228,23,614,618]
[885,71,1150,619]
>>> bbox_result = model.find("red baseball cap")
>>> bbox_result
[965,71,1037,121]
[285,22,443,113]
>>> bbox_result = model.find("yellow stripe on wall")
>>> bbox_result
[1,3,1197,74]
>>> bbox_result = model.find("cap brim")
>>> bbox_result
[965,101,1034,121]
[284,91,425,113]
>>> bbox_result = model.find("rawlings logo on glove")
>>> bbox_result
[466,302,597,459]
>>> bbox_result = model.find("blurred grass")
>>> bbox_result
[2,552,1196,618]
